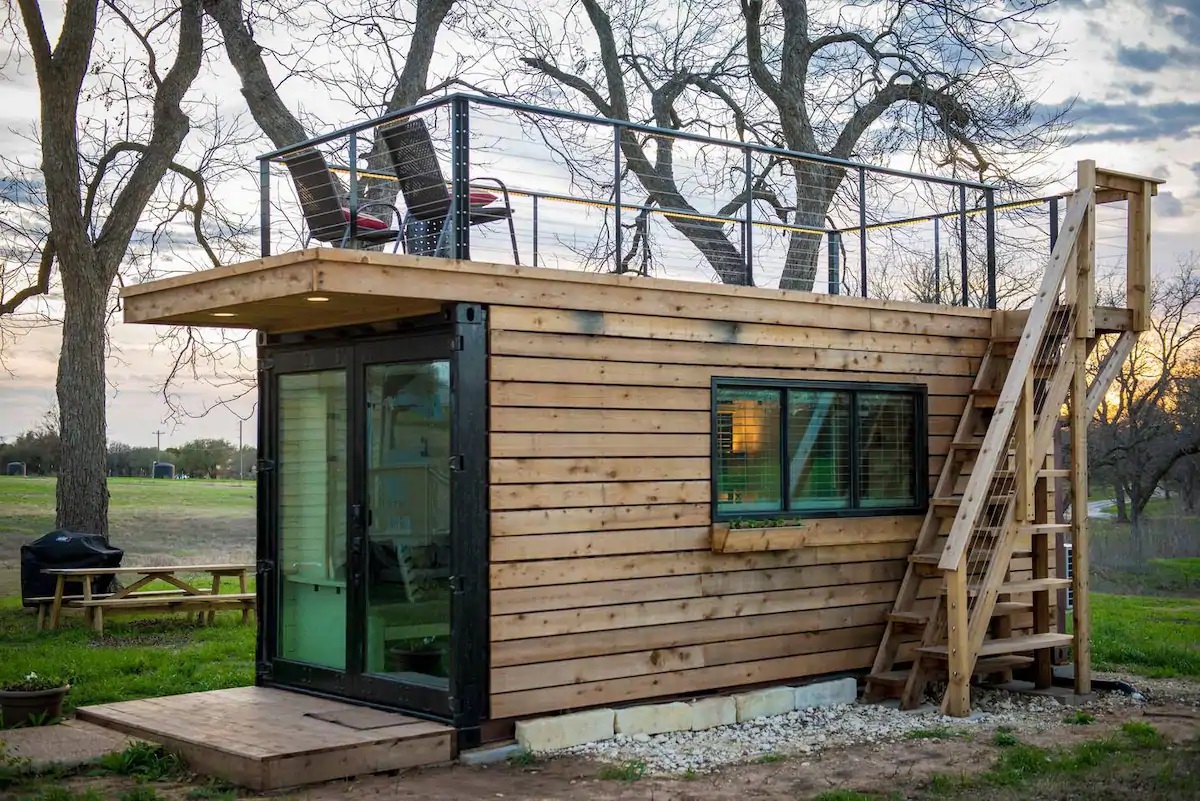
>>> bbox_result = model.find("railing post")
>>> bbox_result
[532,195,539,268]
[958,183,969,306]
[826,230,840,295]
[259,158,271,258]
[1049,196,1060,250]
[945,566,971,717]
[745,148,754,286]
[985,187,997,309]
[450,96,471,261]
[933,215,941,304]
[613,124,623,273]
[347,135,359,247]
[858,167,867,298]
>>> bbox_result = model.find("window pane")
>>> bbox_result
[786,390,851,510]
[278,370,347,670]
[859,392,917,508]
[715,388,782,515]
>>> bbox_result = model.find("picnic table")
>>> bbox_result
[39,563,255,634]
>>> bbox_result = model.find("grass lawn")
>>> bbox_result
[0,477,255,597]
[810,724,1198,801]
[0,594,254,717]
[1086,592,1200,678]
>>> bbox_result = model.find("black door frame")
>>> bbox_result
[254,304,488,742]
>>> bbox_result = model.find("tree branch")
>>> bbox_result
[0,236,54,316]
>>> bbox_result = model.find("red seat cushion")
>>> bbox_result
[341,207,390,231]
[469,191,498,206]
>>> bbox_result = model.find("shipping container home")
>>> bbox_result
[118,95,1158,754]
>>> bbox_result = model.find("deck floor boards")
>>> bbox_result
[76,686,454,790]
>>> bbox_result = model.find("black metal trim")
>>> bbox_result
[449,302,489,743]
[709,377,929,521]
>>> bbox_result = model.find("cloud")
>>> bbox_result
[1046,100,1200,144]
[1115,44,1200,72]
[1155,191,1185,218]
[0,176,44,205]
[1125,82,1154,97]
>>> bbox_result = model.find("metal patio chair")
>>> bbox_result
[281,147,403,251]
[379,118,520,264]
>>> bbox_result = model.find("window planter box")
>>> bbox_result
[711,522,806,553]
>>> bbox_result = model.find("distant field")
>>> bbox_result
[0,476,255,597]
[1088,591,1200,678]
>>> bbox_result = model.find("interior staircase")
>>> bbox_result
[866,162,1158,715]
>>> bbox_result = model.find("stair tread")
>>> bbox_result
[992,602,1034,616]
[918,633,1073,658]
[995,578,1073,594]
[909,548,1032,565]
[887,611,928,627]
[867,655,1035,686]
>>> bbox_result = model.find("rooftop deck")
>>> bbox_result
[240,94,1157,313]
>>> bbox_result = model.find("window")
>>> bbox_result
[713,380,926,519]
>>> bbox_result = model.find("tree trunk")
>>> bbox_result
[55,262,110,536]
[779,165,840,291]
[1113,484,1128,523]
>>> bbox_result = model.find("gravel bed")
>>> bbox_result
[550,688,1145,776]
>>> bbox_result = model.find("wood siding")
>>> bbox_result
[486,299,1004,719]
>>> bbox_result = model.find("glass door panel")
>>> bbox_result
[276,370,348,669]
[362,360,452,688]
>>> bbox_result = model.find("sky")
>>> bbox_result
[0,0,1198,449]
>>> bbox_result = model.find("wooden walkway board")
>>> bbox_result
[75,686,453,790]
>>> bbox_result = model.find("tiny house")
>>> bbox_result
[120,95,1156,750]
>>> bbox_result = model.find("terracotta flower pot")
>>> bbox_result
[0,685,69,727]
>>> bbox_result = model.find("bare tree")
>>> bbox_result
[2,0,219,536]
[1090,255,1200,553]
[497,0,1069,288]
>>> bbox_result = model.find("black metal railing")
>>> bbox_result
[257,93,1074,310]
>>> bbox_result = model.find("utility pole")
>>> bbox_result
[153,429,164,452]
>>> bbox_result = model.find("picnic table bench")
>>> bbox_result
[41,564,255,634]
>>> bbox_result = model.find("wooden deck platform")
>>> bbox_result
[75,686,454,790]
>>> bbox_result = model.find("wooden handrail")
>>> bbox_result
[938,186,1094,572]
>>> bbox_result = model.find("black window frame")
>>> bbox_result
[709,378,929,521]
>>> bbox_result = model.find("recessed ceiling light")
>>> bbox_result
[306,295,330,302]
[211,312,237,317]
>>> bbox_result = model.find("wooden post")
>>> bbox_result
[50,574,65,629]
[1033,458,1053,689]
[1016,375,1035,522]
[945,567,971,716]
[1127,182,1152,332]
[1071,337,1092,695]
[1076,160,1097,338]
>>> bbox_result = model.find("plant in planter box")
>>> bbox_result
[728,517,804,530]
[0,672,70,728]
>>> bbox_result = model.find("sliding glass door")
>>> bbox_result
[258,309,487,733]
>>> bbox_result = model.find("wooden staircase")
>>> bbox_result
[866,162,1159,715]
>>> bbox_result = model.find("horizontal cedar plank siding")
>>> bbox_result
[486,300,989,719]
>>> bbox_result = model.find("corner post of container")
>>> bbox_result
[259,157,271,258]
[613,123,623,273]
[933,214,941,304]
[450,95,472,261]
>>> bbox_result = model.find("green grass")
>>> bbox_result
[597,759,647,781]
[97,742,187,781]
[0,476,255,598]
[1085,592,1200,678]
[0,595,254,713]
[904,726,960,741]
[752,752,788,763]
[1063,710,1096,725]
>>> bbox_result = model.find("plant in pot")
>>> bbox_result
[0,672,70,728]
[387,637,443,676]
